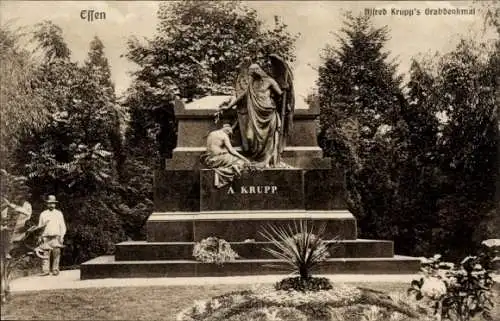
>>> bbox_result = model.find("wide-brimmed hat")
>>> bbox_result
[46,195,58,203]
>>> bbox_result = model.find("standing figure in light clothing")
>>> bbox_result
[38,195,66,276]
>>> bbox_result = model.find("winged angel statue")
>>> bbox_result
[216,54,295,168]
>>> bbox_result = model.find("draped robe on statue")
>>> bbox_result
[244,80,281,166]
[200,150,245,188]
[200,127,247,188]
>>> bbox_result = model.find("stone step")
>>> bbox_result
[115,239,394,261]
[146,210,358,242]
[80,255,421,280]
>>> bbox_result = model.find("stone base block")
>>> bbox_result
[80,255,421,279]
[154,170,200,212]
[154,167,347,212]
[115,239,394,261]
[200,169,305,211]
[146,210,358,242]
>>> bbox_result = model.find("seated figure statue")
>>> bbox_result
[200,124,250,188]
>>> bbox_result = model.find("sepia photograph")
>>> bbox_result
[0,1,498,320]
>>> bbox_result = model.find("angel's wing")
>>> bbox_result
[234,56,252,97]
[269,54,295,138]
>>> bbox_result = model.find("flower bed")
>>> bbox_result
[192,237,239,265]
[176,284,432,321]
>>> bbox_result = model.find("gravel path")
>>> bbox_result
[11,270,499,292]
[10,271,421,292]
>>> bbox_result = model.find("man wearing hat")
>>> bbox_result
[38,195,66,276]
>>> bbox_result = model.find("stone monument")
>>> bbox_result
[80,55,420,279]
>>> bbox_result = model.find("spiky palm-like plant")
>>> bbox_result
[260,220,335,280]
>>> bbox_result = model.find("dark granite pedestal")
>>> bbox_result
[80,168,421,279]
[80,96,421,279]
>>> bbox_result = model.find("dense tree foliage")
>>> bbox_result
[12,22,129,265]
[123,1,298,163]
[406,40,498,259]
[126,1,297,100]
[318,12,498,260]
[401,4,499,258]
[317,13,410,252]
[0,25,48,173]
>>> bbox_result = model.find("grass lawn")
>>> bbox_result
[1,282,499,321]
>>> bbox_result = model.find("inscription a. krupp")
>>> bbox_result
[227,185,277,195]
[200,169,303,211]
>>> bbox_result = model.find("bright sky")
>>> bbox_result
[0,1,493,102]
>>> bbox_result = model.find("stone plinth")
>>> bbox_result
[174,96,321,148]
[201,170,304,211]
[146,210,357,242]
[154,170,200,212]
[154,168,347,212]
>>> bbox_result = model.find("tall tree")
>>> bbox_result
[396,0,499,259]
[83,36,126,180]
[123,0,298,161]
[132,0,298,100]
[84,37,113,88]
[32,20,71,62]
[410,38,498,259]
[387,57,445,256]
[0,25,47,173]
[317,13,408,250]
[20,25,127,265]
[318,13,403,136]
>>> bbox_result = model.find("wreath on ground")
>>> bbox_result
[192,237,239,265]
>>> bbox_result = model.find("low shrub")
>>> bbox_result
[275,276,333,292]
[62,225,125,265]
